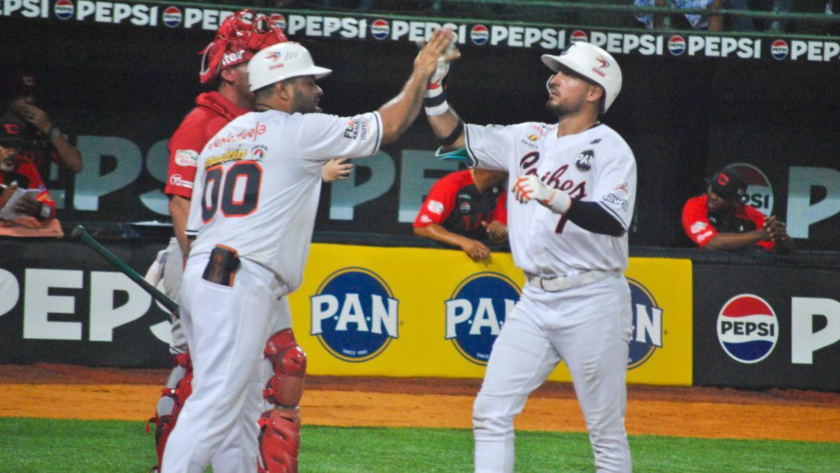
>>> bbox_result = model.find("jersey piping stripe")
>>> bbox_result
[462,126,479,168]
[372,111,383,155]
[598,201,629,230]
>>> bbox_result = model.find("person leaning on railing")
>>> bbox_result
[634,0,791,32]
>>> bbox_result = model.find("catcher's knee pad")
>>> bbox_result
[147,353,193,471]
[258,408,301,473]
[263,329,306,408]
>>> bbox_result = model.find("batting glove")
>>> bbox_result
[424,33,457,116]
[514,175,572,214]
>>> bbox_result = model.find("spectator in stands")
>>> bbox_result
[682,168,793,253]
[414,169,508,261]
[634,0,790,32]
[1,70,83,178]
[0,120,62,237]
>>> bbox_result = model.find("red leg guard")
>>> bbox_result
[259,329,306,473]
[147,353,193,472]
[258,408,301,473]
[263,329,306,408]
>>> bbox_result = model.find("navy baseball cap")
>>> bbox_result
[6,70,36,96]
[0,122,26,145]
[707,169,747,201]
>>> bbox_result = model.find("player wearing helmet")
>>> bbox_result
[426,42,636,473]
[146,10,349,472]
[161,29,456,473]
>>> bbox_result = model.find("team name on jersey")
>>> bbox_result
[207,122,268,150]
[519,151,588,199]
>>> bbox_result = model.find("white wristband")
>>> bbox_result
[425,101,450,117]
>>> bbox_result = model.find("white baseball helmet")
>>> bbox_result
[541,42,622,113]
[248,42,332,92]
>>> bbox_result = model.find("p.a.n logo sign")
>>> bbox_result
[310,268,398,362]
[445,272,521,365]
[627,278,664,369]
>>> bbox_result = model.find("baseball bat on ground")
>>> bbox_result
[71,225,180,316]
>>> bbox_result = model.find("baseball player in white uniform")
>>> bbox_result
[426,42,636,472]
[161,29,456,473]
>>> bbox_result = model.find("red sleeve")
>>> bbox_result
[20,161,56,218]
[164,110,229,199]
[743,206,775,251]
[492,190,508,225]
[413,177,458,228]
[682,197,717,248]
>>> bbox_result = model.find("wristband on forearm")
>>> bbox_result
[424,82,449,116]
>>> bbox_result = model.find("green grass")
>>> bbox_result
[0,418,837,472]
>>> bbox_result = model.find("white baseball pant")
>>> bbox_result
[473,273,633,473]
[162,256,291,473]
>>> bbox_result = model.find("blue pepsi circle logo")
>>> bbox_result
[460,201,471,214]
[570,30,588,44]
[668,36,686,56]
[717,294,778,364]
[471,25,489,45]
[54,0,74,20]
[446,273,520,365]
[371,19,389,40]
[310,268,399,362]
[771,40,788,60]
[627,279,664,370]
[163,6,182,28]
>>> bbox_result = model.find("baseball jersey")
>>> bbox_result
[164,92,250,199]
[682,195,774,250]
[186,109,383,292]
[414,169,507,240]
[464,122,636,276]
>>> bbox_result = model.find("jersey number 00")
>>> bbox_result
[201,162,263,223]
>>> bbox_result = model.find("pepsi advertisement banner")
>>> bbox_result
[693,265,840,392]
[288,245,694,387]
[3,1,840,62]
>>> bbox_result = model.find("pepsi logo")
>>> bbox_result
[669,36,686,56]
[627,279,664,369]
[471,25,489,45]
[570,30,588,44]
[445,273,520,365]
[54,0,74,20]
[310,268,399,362]
[771,40,789,60]
[717,294,779,364]
[460,201,471,214]
[371,19,389,40]
[726,163,774,217]
[163,6,182,28]
[269,14,287,31]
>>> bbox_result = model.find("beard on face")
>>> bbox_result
[290,90,321,114]
[545,97,583,118]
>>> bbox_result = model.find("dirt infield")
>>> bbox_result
[2,364,839,443]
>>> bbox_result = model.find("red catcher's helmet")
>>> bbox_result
[199,9,288,84]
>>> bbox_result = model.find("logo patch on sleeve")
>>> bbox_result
[174,150,199,167]
[428,200,445,215]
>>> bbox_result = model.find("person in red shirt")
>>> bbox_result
[682,168,794,253]
[0,121,61,237]
[414,168,508,261]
